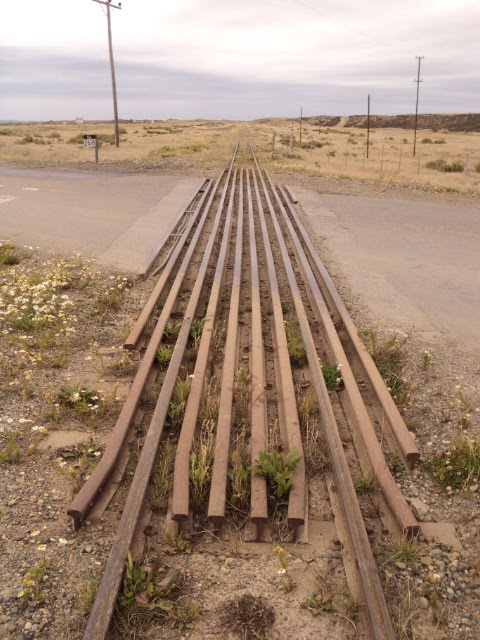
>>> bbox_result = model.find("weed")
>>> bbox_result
[421,138,433,144]
[55,445,103,491]
[272,545,295,592]
[285,320,306,365]
[200,379,219,425]
[354,471,376,496]
[0,241,31,266]
[381,535,421,569]
[255,449,301,504]
[57,385,101,415]
[301,590,335,615]
[421,348,433,371]
[424,437,480,490]
[219,593,275,640]
[227,433,250,515]
[167,375,191,432]
[150,438,176,512]
[156,345,173,368]
[21,562,46,603]
[189,419,216,514]
[234,368,250,432]
[321,362,343,390]
[280,300,290,314]
[362,328,411,408]
[107,349,137,376]
[162,321,180,342]
[78,576,98,614]
[298,389,327,475]
[425,159,463,173]
[162,533,192,555]
[115,553,199,635]
[189,318,205,349]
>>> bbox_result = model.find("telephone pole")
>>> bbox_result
[366,94,371,159]
[413,55,424,157]
[92,0,122,147]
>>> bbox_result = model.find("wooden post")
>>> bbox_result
[398,145,403,173]
[271,132,276,159]
[95,144,99,164]
[380,143,385,173]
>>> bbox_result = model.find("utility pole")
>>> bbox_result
[92,0,122,147]
[413,56,424,157]
[366,94,371,159]
[299,107,303,145]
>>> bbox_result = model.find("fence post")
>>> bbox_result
[380,143,385,173]
[464,154,469,177]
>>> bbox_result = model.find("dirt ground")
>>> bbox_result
[0,152,479,639]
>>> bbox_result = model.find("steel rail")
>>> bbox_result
[251,168,305,528]
[207,169,246,523]
[171,169,238,521]
[125,177,215,350]
[269,180,419,536]
[250,146,396,640]
[68,151,237,530]
[141,178,209,278]
[281,187,420,467]
[245,169,268,526]
[81,147,239,640]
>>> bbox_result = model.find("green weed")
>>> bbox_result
[255,449,301,504]
[424,437,480,490]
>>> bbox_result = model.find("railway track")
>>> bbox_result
[69,141,421,639]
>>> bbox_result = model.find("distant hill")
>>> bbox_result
[343,113,480,132]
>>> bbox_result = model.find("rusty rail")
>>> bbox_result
[171,169,238,521]
[268,179,418,537]
[207,170,246,523]
[250,145,396,640]
[251,167,305,529]
[81,146,238,640]
[68,151,237,531]
[141,178,209,278]
[281,186,420,467]
[125,177,215,350]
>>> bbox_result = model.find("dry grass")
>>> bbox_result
[2,119,480,194]
[0,120,241,170]
[250,119,480,194]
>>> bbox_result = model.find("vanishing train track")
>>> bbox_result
[69,141,421,639]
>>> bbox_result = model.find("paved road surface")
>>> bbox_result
[0,167,201,273]
[297,190,480,351]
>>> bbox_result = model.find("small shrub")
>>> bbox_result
[156,345,173,368]
[421,138,433,144]
[354,472,376,496]
[285,321,306,365]
[474,162,480,173]
[424,438,480,490]
[425,159,464,173]
[255,449,301,503]
[362,328,410,408]
[162,321,181,342]
[57,386,100,414]
[321,362,343,390]
[434,138,446,144]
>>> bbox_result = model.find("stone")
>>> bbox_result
[408,498,430,521]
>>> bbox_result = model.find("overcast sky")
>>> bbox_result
[1,0,479,120]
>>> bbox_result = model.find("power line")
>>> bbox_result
[91,0,123,148]
[413,55,424,158]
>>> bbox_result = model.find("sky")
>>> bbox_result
[1,0,479,121]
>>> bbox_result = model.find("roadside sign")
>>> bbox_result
[83,134,97,148]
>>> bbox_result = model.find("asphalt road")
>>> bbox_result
[0,166,201,272]
[298,189,480,351]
